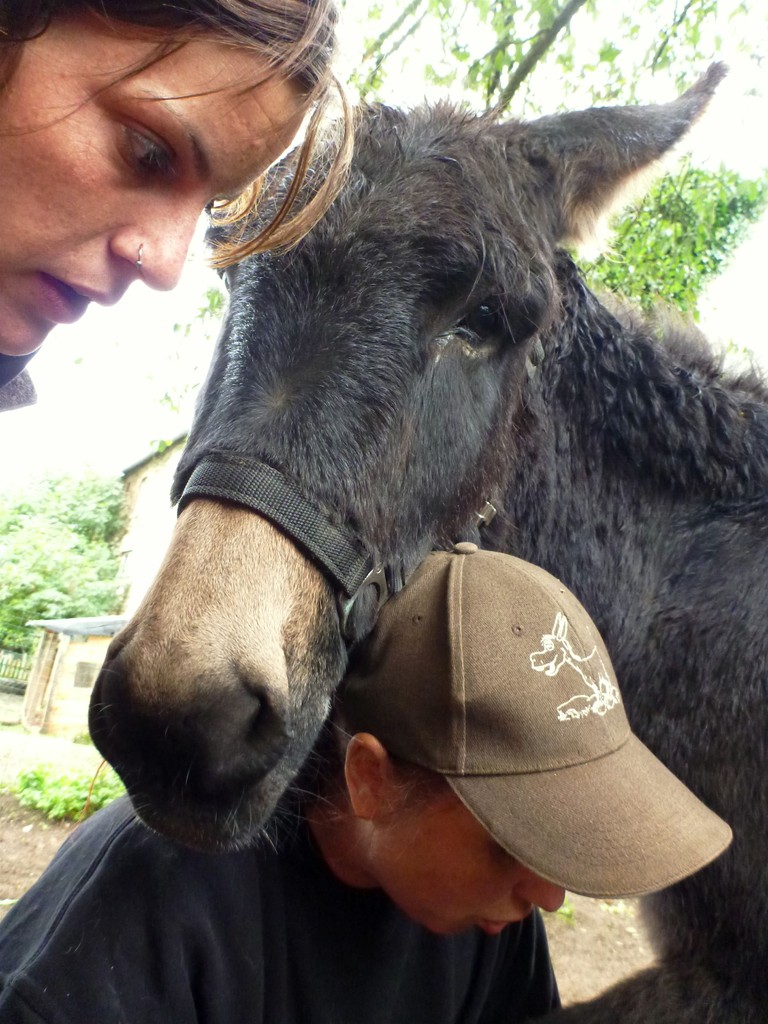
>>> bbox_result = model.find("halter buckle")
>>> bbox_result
[339,564,388,641]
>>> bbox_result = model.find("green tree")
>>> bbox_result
[585,163,768,313]
[0,473,126,653]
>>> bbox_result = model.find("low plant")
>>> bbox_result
[72,731,95,746]
[16,763,125,821]
[550,897,575,925]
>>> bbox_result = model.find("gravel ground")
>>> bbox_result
[0,689,24,727]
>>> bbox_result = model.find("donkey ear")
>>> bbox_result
[554,612,568,640]
[514,63,726,248]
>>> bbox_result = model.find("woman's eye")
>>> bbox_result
[123,126,175,180]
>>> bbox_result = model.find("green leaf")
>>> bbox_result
[16,764,126,821]
[583,164,768,315]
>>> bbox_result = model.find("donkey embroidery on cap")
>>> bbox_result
[529,612,621,720]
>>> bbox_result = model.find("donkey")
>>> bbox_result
[89,63,768,1020]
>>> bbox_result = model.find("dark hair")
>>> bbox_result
[0,1,352,262]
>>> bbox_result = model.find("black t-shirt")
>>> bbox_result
[0,797,560,1023]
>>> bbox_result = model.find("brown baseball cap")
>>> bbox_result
[340,544,732,898]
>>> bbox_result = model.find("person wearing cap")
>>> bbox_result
[336,543,731,903]
[0,547,731,1024]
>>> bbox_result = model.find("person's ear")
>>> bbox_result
[344,733,396,820]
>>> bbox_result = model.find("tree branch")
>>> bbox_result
[491,0,591,114]
[360,7,431,95]
[651,0,699,69]
[361,0,429,62]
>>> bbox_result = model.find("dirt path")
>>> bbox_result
[0,719,657,1006]
[0,793,76,918]
[544,893,656,1005]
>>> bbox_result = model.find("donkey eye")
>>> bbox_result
[461,301,502,337]
[448,299,505,352]
[431,297,507,360]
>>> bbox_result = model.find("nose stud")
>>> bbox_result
[136,244,144,272]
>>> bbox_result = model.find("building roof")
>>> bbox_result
[26,616,128,637]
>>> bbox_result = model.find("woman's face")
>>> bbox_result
[362,786,566,936]
[327,736,566,937]
[0,16,306,357]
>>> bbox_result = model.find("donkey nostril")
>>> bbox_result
[90,654,291,801]
[242,672,290,731]
[196,679,291,790]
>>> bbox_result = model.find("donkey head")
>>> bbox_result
[89,67,724,849]
[530,611,571,675]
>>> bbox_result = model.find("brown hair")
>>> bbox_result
[0,1,352,264]
[325,708,450,813]
[385,752,452,814]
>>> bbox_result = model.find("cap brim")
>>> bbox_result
[447,734,732,898]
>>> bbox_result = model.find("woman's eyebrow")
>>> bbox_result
[136,88,212,179]
[173,110,210,180]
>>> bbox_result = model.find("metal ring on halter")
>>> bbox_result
[136,244,144,271]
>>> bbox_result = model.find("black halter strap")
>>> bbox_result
[178,452,498,641]
[177,453,388,636]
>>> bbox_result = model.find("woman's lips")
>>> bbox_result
[477,919,511,935]
[36,273,91,324]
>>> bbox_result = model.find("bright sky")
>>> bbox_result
[2,8,767,490]
[1,245,219,488]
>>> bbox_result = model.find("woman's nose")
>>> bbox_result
[516,868,566,913]
[113,207,203,291]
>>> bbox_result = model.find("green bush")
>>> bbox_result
[16,764,125,821]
